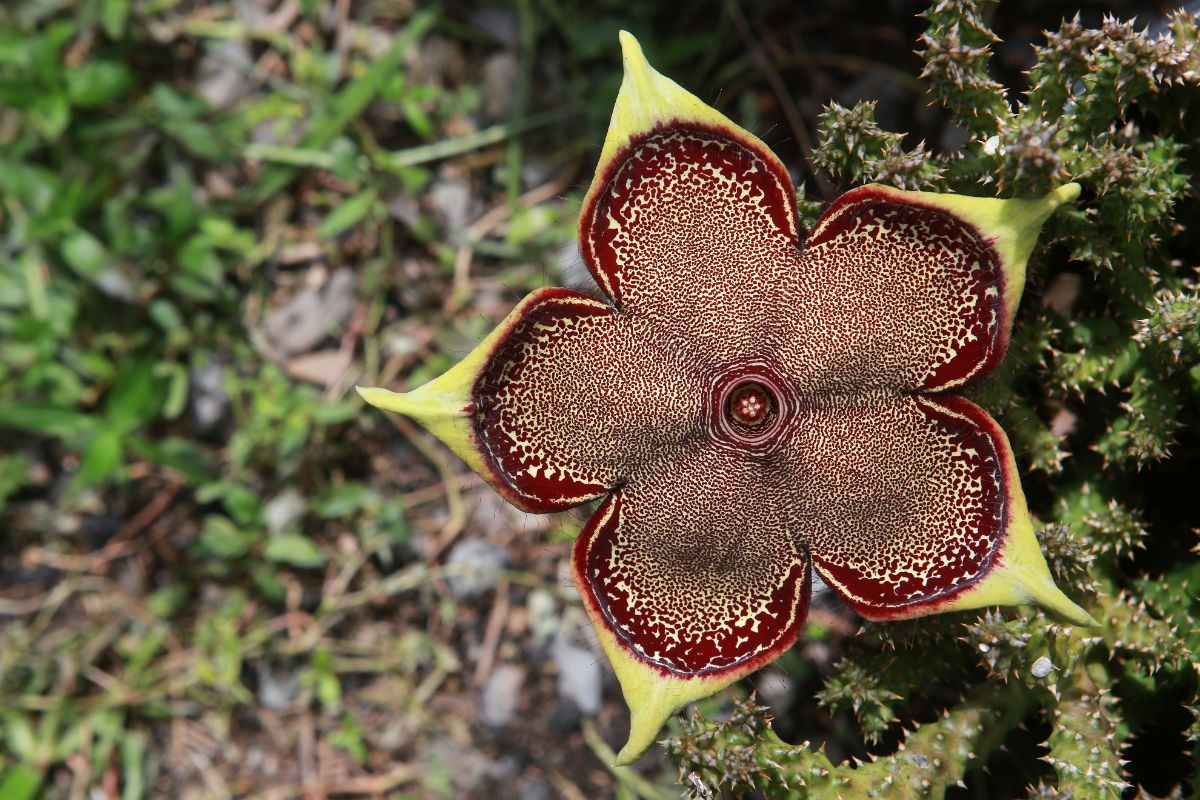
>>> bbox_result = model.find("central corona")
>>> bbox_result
[728,382,773,427]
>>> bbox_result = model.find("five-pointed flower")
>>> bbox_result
[359,32,1095,764]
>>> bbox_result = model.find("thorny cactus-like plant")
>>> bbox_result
[666,2,1200,796]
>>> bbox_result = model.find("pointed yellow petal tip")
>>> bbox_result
[585,593,740,766]
[357,290,571,483]
[590,30,779,196]
[617,29,642,63]
[945,504,1098,627]
[1019,181,1081,230]
[1026,575,1100,628]
[356,385,419,415]
[614,700,669,767]
[867,181,1079,316]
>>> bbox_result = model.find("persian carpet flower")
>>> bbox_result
[359,32,1096,764]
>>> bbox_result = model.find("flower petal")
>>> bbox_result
[579,32,801,358]
[362,287,704,513]
[572,443,812,763]
[786,183,1079,392]
[787,391,1093,625]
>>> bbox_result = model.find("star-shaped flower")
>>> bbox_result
[360,32,1095,764]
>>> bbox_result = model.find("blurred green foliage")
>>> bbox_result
[1,0,1198,797]
[0,0,586,795]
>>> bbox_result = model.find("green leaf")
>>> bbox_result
[126,436,217,483]
[330,712,367,764]
[196,480,262,525]
[66,60,134,108]
[0,31,32,69]
[196,515,251,560]
[177,235,225,287]
[101,0,131,39]
[30,93,69,140]
[251,564,286,603]
[2,713,36,760]
[0,404,94,437]
[61,230,108,278]
[104,360,165,431]
[76,429,123,486]
[147,299,185,333]
[317,188,377,239]
[249,10,437,200]
[163,118,225,161]
[311,400,358,425]
[264,534,326,568]
[0,765,42,800]
[309,650,341,706]
[315,482,380,518]
[0,453,31,512]
[146,584,189,617]
[119,731,146,800]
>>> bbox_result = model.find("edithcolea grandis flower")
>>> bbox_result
[359,31,1096,764]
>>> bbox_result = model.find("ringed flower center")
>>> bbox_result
[728,382,773,426]
[706,363,794,456]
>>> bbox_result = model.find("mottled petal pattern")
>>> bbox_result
[786,187,1008,393]
[581,124,801,362]
[781,185,1078,393]
[781,392,1007,616]
[473,288,704,512]
[574,441,811,675]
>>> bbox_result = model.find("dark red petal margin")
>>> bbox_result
[580,122,803,363]
[785,186,1009,394]
[472,288,705,513]
[786,391,1010,618]
[573,443,811,676]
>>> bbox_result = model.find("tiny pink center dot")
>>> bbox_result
[728,383,773,427]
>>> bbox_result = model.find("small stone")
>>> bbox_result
[481,663,525,727]
[427,177,472,231]
[190,361,230,436]
[509,776,552,800]
[445,539,508,599]
[553,639,602,715]
[556,242,602,297]
[1049,407,1078,438]
[810,567,831,599]
[1041,272,1082,316]
[196,39,252,108]
[261,269,356,358]
[526,589,560,649]
[1031,655,1054,678]
[481,52,519,121]
[264,489,306,535]
[468,6,519,48]
[419,740,494,794]
[285,349,353,386]
[256,662,299,711]
[407,37,465,88]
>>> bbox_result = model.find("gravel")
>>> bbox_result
[481,663,525,727]
[445,538,509,600]
[263,489,306,535]
[1031,656,1054,679]
[553,639,602,715]
[261,269,356,358]
[190,361,230,436]
[755,668,797,712]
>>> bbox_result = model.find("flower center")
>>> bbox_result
[704,362,795,457]
[728,382,773,427]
